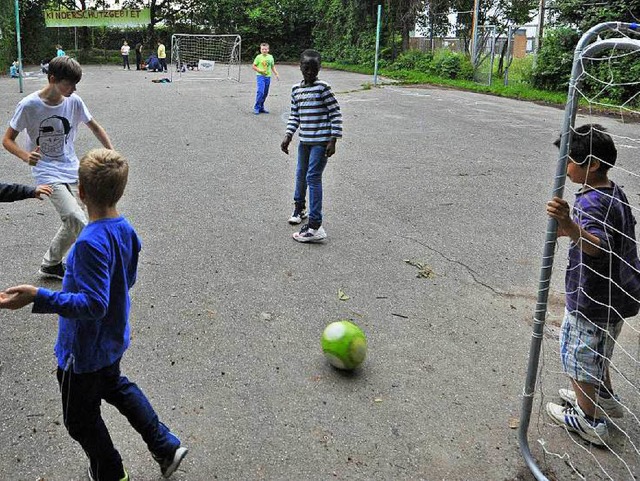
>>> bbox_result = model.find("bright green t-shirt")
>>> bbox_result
[253,54,274,77]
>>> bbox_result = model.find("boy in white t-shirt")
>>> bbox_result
[2,56,113,279]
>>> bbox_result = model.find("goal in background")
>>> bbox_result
[170,34,242,82]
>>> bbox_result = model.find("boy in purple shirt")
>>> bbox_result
[0,149,187,480]
[545,124,640,446]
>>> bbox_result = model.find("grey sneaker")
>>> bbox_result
[559,388,624,418]
[288,208,308,225]
[154,446,188,478]
[292,224,327,243]
[39,262,65,280]
[546,402,608,446]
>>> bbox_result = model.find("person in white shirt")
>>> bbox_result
[1,56,114,280]
[121,41,131,70]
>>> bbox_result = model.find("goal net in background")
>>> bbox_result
[170,34,242,82]
[519,22,640,481]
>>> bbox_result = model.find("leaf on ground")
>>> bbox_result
[508,417,519,429]
[403,259,436,279]
[338,288,350,301]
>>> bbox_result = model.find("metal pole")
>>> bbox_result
[373,4,382,86]
[488,28,495,86]
[14,0,23,93]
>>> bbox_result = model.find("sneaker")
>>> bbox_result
[39,262,65,280]
[545,402,608,446]
[288,209,308,225]
[292,224,327,243]
[253,109,261,115]
[259,109,270,114]
[88,464,128,481]
[559,388,624,418]
[154,446,188,478]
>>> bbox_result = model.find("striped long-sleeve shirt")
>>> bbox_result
[285,80,342,143]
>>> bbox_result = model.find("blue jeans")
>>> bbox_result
[294,143,328,229]
[57,359,180,481]
[254,75,271,112]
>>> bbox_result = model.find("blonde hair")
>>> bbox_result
[79,149,129,207]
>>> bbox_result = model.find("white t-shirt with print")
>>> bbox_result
[9,92,92,184]
[121,45,130,55]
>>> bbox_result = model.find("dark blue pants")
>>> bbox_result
[57,359,180,481]
[254,75,271,112]
[294,143,328,229]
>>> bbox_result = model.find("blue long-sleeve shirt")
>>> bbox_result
[33,216,141,373]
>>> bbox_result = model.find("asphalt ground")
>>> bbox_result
[1,64,639,480]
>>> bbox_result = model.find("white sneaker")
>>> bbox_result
[546,402,608,446]
[288,209,308,225]
[292,224,327,243]
[154,446,188,478]
[559,388,624,418]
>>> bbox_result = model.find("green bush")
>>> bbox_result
[432,50,471,80]
[531,27,579,91]
[388,49,433,71]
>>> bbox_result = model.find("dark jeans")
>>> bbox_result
[57,359,180,481]
[122,55,130,69]
[254,75,271,112]
[135,53,142,70]
[159,58,167,72]
[294,143,328,228]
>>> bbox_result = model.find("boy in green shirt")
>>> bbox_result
[252,43,279,114]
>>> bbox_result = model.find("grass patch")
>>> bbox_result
[326,61,567,106]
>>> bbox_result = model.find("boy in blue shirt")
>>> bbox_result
[545,124,640,446]
[281,49,342,242]
[0,149,188,480]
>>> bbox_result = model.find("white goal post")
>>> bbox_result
[170,34,242,82]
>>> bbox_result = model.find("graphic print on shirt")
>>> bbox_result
[37,115,71,159]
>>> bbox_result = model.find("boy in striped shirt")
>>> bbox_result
[281,49,342,242]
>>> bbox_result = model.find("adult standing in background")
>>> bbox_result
[121,41,131,70]
[157,40,167,73]
[135,42,143,70]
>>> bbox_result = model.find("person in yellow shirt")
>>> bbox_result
[157,40,167,73]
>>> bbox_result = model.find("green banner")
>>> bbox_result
[44,8,151,27]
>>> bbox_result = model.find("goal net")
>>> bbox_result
[170,34,242,82]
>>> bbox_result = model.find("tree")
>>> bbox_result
[550,0,640,32]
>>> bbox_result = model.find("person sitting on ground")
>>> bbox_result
[146,54,161,72]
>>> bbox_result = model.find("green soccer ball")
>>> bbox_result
[321,320,367,370]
